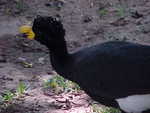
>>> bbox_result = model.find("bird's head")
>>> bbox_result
[19,16,65,47]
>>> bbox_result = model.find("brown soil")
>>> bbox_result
[0,0,150,113]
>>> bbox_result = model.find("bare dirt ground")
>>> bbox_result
[0,0,150,113]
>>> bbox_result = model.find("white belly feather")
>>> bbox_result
[116,94,150,113]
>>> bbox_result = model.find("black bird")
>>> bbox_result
[20,16,150,113]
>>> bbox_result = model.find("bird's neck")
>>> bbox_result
[48,40,71,66]
[50,46,69,61]
[48,41,72,78]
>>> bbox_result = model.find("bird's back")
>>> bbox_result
[70,41,150,98]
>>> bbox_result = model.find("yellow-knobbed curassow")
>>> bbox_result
[19,16,150,113]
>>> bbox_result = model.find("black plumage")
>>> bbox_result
[31,16,150,113]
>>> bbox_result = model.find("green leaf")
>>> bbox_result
[3,91,14,102]
[17,82,26,95]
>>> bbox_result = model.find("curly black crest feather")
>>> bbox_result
[32,16,66,47]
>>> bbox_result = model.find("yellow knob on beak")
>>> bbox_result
[19,25,35,40]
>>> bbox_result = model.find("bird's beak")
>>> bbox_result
[19,25,35,40]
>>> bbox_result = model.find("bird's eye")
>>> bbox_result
[37,30,42,35]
